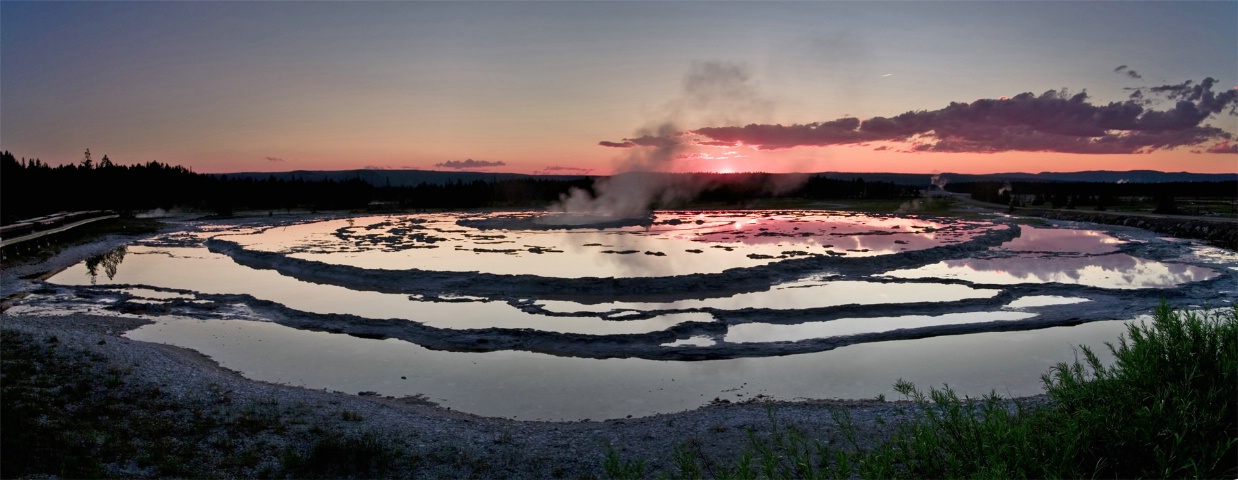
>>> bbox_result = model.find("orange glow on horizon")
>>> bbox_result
[153,143,1237,176]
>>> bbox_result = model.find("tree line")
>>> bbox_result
[949,180,1237,213]
[2,149,917,224]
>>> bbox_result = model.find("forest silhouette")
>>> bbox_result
[1,150,916,223]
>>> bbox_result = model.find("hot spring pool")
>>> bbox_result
[14,210,1235,420]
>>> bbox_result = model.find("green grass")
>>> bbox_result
[1035,303,1237,478]
[620,303,1238,479]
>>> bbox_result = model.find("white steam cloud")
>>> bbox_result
[546,61,793,222]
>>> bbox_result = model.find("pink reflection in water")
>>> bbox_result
[682,212,997,254]
[998,226,1122,254]
[935,254,1218,288]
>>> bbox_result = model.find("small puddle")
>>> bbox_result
[123,288,195,300]
[661,336,717,347]
[1004,296,1089,309]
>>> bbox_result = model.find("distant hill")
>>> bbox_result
[965,170,1236,183]
[217,169,592,187]
[812,171,1237,185]
[217,169,1236,187]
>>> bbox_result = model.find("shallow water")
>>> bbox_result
[28,211,1238,419]
[123,315,1129,420]
[723,311,1038,343]
[229,212,1004,278]
[883,253,1218,289]
[535,280,999,314]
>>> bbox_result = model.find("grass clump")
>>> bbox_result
[617,303,1237,479]
[604,444,646,480]
[282,432,410,478]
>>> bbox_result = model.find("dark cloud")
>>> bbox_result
[695,117,881,149]
[264,156,285,163]
[598,134,682,149]
[687,79,1238,154]
[1206,141,1238,154]
[1145,78,1238,114]
[434,159,506,170]
[696,140,738,147]
[596,134,683,149]
[626,135,681,148]
[1114,65,1142,80]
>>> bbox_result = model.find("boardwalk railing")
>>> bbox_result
[0,211,119,248]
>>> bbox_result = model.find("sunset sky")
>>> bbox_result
[2,1,1235,175]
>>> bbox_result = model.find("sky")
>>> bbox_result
[2,1,1236,175]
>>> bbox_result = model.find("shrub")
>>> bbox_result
[634,303,1237,479]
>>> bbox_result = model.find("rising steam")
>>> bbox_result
[545,61,796,223]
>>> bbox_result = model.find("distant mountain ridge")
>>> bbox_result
[217,169,585,187]
[218,169,1237,187]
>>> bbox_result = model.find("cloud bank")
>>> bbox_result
[607,77,1238,155]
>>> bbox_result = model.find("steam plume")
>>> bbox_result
[549,61,796,221]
